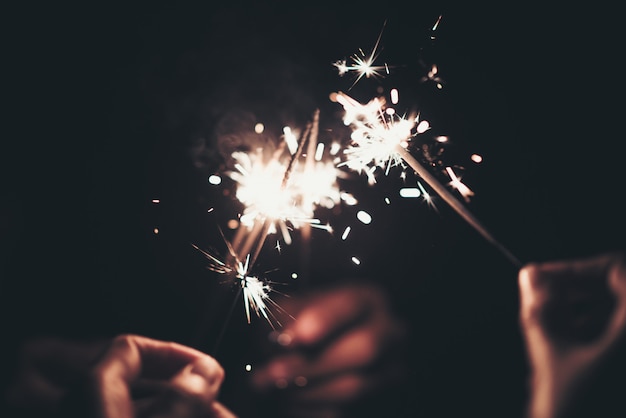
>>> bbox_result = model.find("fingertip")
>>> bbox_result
[519,263,540,285]
[518,263,545,324]
[172,356,225,400]
[292,311,324,345]
[270,330,294,347]
[192,356,225,391]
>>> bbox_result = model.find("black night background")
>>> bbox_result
[2,1,625,417]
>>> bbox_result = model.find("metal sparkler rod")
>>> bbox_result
[395,144,523,269]
[281,120,312,188]
[237,218,268,262]
[299,110,320,284]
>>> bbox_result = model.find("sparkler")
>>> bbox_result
[193,108,359,334]
[191,235,290,361]
[334,90,522,268]
[227,110,349,268]
[191,236,287,355]
[328,15,522,267]
[396,146,522,268]
[191,243,281,325]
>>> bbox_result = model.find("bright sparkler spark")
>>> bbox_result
[228,143,347,246]
[229,150,311,232]
[432,14,443,31]
[191,243,282,326]
[238,261,274,325]
[336,95,520,266]
[333,21,390,89]
[417,181,436,210]
[335,91,427,184]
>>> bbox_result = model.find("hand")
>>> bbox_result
[518,251,626,418]
[249,282,409,418]
[4,334,237,418]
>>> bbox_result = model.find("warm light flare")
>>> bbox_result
[335,91,425,183]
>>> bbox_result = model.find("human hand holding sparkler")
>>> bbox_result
[3,334,236,418]
[519,251,626,418]
[248,282,409,418]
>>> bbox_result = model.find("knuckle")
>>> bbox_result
[112,333,136,347]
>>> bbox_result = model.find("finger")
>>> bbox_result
[288,372,372,404]
[170,356,225,402]
[284,284,386,347]
[251,329,371,390]
[519,257,603,320]
[131,359,226,417]
[608,251,626,297]
[90,334,222,418]
[303,324,389,377]
[604,253,626,340]
[263,364,406,415]
[251,319,405,390]
[519,254,618,343]
[520,252,617,293]
[296,358,408,403]
[95,334,214,382]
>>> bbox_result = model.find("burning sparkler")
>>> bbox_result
[333,91,521,268]
[226,110,354,268]
[334,91,429,183]
[191,241,283,327]
[194,109,362,330]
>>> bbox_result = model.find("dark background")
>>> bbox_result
[2,1,625,417]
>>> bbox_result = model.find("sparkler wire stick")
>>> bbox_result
[246,218,272,270]
[299,110,320,283]
[237,217,267,262]
[230,223,248,257]
[281,121,312,188]
[395,144,523,268]
[211,285,243,356]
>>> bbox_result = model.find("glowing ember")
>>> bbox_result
[208,174,222,185]
[470,153,483,163]
[356,210,372,224]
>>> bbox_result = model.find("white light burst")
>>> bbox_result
[335,91,428,184]
[191,243,281,326]
[228,139,348,247]
[333,21,390,89]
